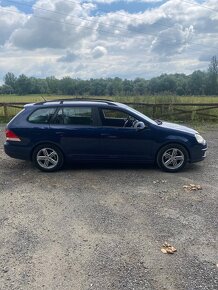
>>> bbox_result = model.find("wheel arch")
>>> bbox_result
[30,141,65,161]
[155,141,191,163]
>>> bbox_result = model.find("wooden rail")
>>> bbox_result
[1,102,218,120]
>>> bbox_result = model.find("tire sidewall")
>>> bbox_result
[32,144,64,172]
[157,143,188,173]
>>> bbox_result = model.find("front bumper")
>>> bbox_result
[189,143,208,163]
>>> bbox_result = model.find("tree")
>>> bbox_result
[207,56,218,95]
[188,71,207,95]
[59,77,75,95]
[133,78,147,95]
[123,79,134,95]
[4,72,17,93]
[147,77,161,94]
[0,84,14,94]
[46,77,59,94]
[16,74,32,95]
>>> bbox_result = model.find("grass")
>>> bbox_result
[1,94,218,123]
[1,94,218,103]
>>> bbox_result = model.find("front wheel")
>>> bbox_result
[32,144,64,172]
[157,144,188,172]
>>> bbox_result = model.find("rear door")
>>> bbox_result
[50,106,101,159]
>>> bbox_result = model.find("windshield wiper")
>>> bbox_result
[155,119,162,125]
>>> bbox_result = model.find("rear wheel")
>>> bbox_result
[32,144,64,172]
[157,144,188,172]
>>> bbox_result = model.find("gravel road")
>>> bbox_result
[0,124,217,290]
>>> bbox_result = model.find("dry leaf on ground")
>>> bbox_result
[161,242,177,254]
[183,184,202,191]
[153,180,167,184]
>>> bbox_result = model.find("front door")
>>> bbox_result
[98,108,154,161]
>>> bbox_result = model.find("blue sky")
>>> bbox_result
[92,1,164,15]
[1,0,34,13]
[1,0,162,14]
[0,0,207,15]
[0,0,217,80]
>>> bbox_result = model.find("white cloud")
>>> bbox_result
[57,51,78,62]
[9,0,96,50]
[0,5,27,46]
[0,0,217,80]
[92,45,108,58]
[151,25,195,56]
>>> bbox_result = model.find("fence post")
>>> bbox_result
[152,105,156,118]
[3,104,8,119]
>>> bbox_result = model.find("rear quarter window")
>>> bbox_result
[28,107,56,124]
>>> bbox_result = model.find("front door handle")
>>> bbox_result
[100,133,117,139]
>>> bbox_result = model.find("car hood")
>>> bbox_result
[160,121,197,135]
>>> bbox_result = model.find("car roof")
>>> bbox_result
[25,99,122,108]
[23,99,157,125]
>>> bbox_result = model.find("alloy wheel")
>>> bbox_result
[162,148,185,170]
[36,148,59,170]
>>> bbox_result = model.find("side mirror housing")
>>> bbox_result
[135,121,146,131]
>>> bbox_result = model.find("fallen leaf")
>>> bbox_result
[153,180,167,184]
[161,248,168,254]
[161,242,177,254]
[161,180,167,183]
[183,184,202,191]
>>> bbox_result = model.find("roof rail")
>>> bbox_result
[35,98,117,106]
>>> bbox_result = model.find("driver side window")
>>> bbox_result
[100,108,135,128]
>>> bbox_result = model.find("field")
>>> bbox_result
[1,94,218,123]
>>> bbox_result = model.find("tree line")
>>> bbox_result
[1,56,218,96]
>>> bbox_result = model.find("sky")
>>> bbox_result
[0,0,218,82]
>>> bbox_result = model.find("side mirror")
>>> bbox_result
[135,121,146,131]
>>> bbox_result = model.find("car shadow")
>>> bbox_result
[61,160,203,173]
[3,158,202,174]
[62,160,156,171]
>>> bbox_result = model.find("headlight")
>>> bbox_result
[195,134,205,144]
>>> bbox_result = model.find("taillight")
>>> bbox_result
[5,130,21,142]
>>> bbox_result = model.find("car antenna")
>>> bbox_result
[41,95,47,101]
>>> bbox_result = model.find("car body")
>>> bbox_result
[4,99,207,172]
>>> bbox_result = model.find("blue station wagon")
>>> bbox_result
[4,99,207,172]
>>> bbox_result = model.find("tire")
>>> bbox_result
[32,144,64,172]
[157,143,188,173]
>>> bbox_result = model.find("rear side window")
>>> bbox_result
[53,107,93,125]
[28,107,56,124]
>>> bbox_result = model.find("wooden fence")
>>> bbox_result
[125,102,218,119]
[1,102,218,121]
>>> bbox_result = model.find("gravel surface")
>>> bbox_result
[0,124,217,290]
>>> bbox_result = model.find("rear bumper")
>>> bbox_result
[189,143,208,163]
[4,142,31,161]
